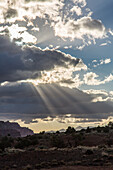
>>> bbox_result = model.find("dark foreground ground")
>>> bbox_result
[43,166,113,170]
[1,146,113,170]
[1,124,113,169]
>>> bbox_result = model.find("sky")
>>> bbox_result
[0,0,113,133]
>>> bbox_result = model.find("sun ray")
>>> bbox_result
[49,84,93,117]
[34,85,57,115]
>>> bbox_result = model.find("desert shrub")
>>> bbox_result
[85,149,93,155]
[86,127,91,133]
[65,126,76,134]
[35,163,42,169]
[39,131,45,135]
[38,145,46,149]
[98,144,107,149]
[59,160,65,165]
[96,126,102,133]
[80,129,85,133]
[28,135,39,145]
[0,136,14,151]
[108,122,113,129]
[73,133,84,147]
[50,135,65,148]
[23,164,32,170]
[15,135,39,149]
[15,138,32,149]
[37,134,43,139]
[107,139,113,147]
[103,126,109,133]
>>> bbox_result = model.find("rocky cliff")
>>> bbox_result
[0,121,34,137]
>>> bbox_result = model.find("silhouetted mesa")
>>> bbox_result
[0,121,34,137]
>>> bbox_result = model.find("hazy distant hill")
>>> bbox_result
[0,121,34,137]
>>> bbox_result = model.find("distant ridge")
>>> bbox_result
[46,129,66,133]
[76,126,94,131]
[76,126,83,130]
[0,121,34,137]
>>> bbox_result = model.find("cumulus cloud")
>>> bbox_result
[84,89,113,102]
[92,58,111,67]
[100,58,111,64]
[55,17,106,41]
[84,72,113,85]
[0,35,86,87]
[0,0,108,48]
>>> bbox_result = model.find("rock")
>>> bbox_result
[0,121,34,137]
[12,164,17,168]
[102,151,108,157]
[23,164,32,170]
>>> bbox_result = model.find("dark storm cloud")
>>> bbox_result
[0,82,113,123]
[0,35,80,83]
